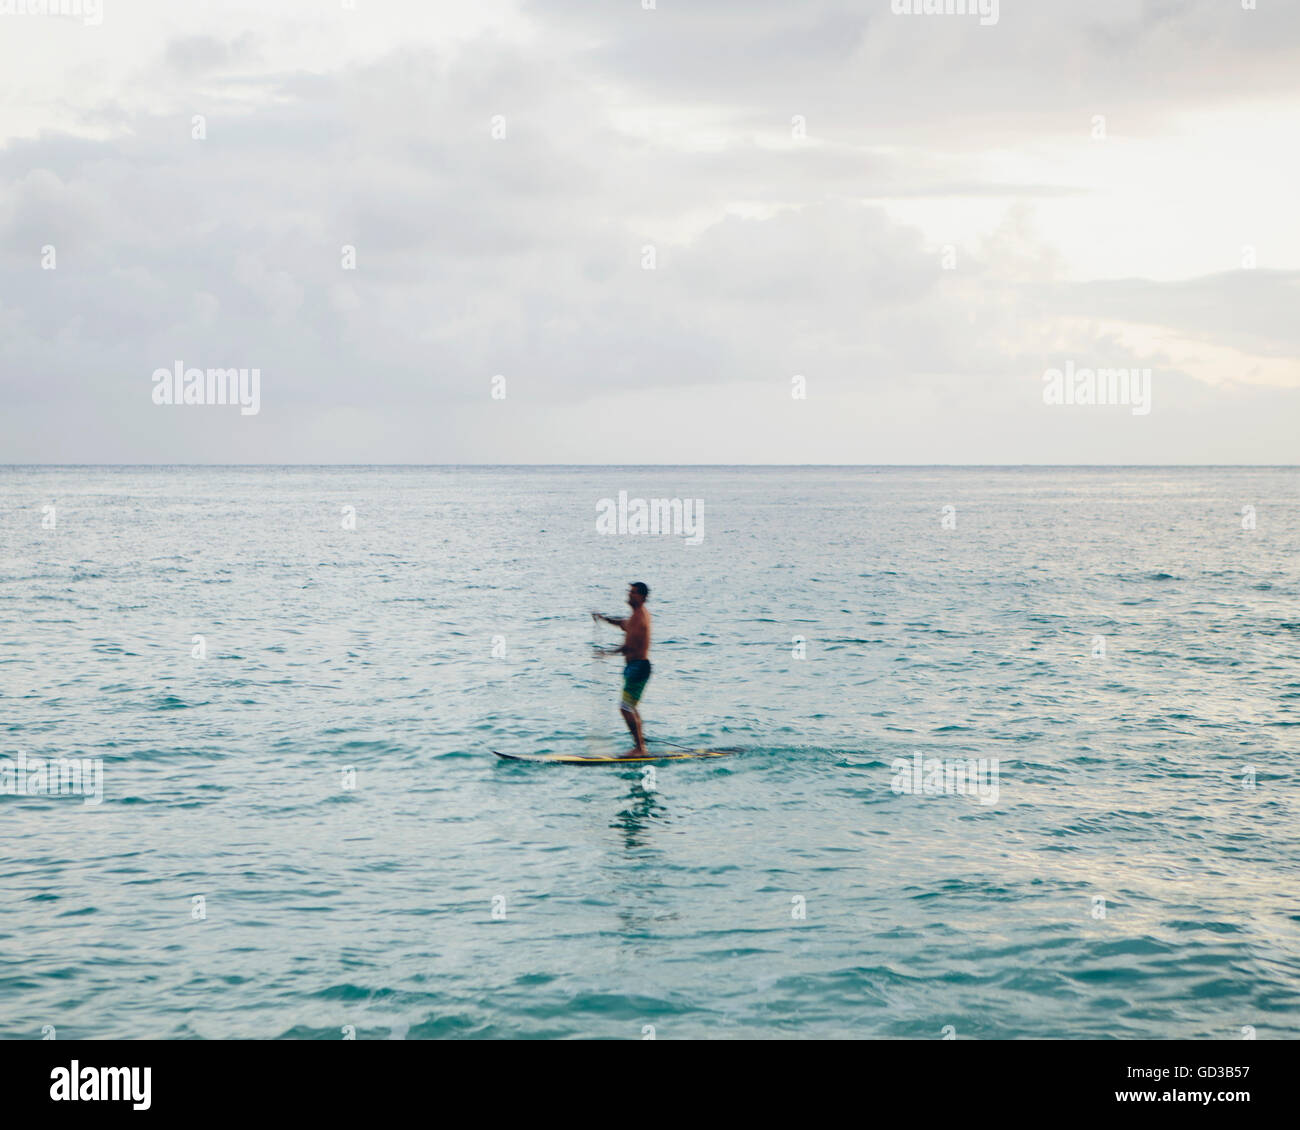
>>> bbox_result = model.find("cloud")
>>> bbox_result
[0,1,1296,462]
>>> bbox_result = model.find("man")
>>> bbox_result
[592,582,652,757]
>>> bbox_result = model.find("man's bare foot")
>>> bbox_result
[618,748,650,759]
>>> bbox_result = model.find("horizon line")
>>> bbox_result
[1,463,1297,470]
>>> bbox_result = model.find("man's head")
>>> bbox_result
[627,581,649,608]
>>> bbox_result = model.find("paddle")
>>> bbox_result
[645,737,697,752]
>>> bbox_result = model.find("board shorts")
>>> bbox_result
[621,659,652,710]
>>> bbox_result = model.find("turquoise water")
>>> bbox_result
[1,466,1297,1039]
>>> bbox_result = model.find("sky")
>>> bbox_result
[0,0,1298,464]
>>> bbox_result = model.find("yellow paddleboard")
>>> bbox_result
[492,748,738,765]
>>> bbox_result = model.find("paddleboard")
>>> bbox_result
[493,748,738,765]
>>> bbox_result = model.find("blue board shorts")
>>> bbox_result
[621,660,652,710]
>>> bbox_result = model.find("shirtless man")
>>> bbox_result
[592,582,652,756]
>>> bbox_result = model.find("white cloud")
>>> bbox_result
[0,0,1297,462]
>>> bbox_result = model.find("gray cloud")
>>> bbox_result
[0,0,1296,462]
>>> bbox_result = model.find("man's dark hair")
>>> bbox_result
[630,581,649,599]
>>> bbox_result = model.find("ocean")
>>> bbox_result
[1,465,1297,1039]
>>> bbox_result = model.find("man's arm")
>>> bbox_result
[592,611,628,630]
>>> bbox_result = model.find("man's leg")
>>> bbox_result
[619,664,650,755]
[620,703,645,755]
